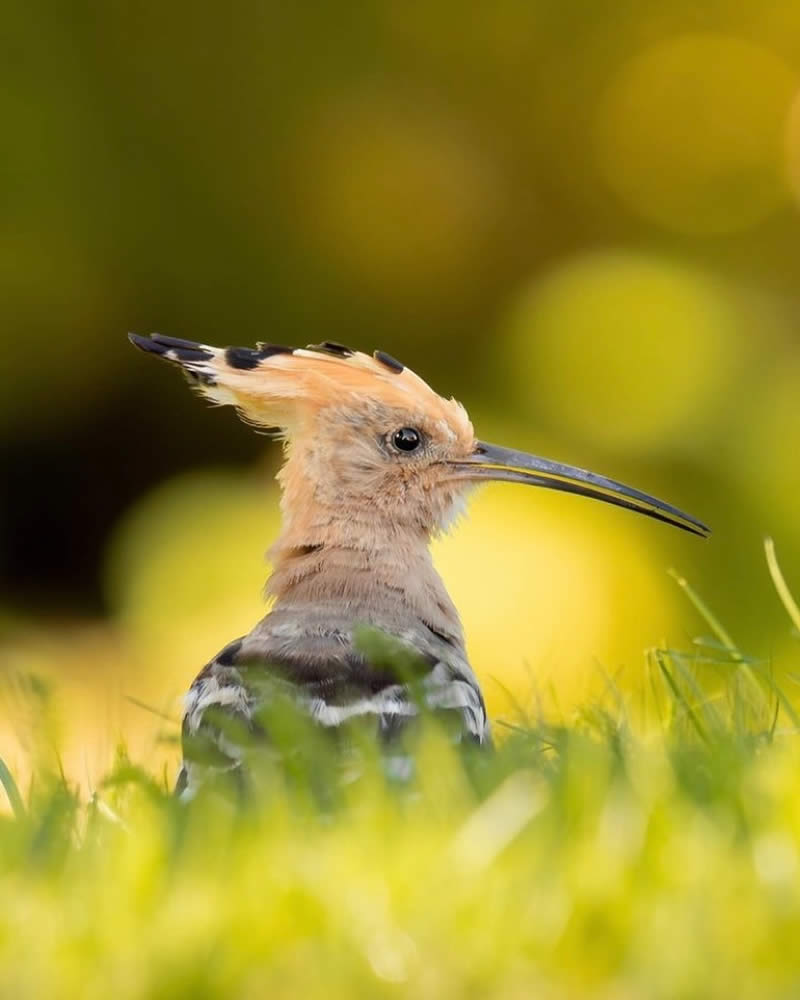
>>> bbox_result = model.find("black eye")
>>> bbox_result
[392,427,422,452]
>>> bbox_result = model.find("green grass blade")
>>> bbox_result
[0,757,26,819]
[765,537,800,635]
[654,650,709,744]
[668,568,743,661]
[670,569,775,731]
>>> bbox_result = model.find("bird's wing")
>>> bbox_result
[176,624,489,798]
[236,613,489,743]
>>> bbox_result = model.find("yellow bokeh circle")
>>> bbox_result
[504,250,746,456]
[433,487,681,717]
[595,35,797,234]
[106,469,280,677]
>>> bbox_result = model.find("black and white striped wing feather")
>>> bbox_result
[175,637,489,798]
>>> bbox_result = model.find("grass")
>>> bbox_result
[1,543,800,999]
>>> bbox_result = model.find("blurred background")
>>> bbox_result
[2,1,800,785]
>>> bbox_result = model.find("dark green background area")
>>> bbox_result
[1,0,799,657]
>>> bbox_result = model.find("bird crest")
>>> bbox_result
[128,334,472,446]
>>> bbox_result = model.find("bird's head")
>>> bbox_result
[129,334,709,544]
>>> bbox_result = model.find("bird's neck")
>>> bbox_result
[265,517,465,648]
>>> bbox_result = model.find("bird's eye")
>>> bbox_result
[392,427,422,452]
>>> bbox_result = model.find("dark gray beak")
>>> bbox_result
[450,441,710,538]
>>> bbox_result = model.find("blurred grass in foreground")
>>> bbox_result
[0,545,799,999]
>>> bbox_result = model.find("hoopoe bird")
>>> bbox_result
[129,334,709,795]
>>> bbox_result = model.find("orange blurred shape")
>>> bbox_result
[282,90,504,305]
[787,90,800,207]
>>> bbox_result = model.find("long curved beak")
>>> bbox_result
[449,441,710,538]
